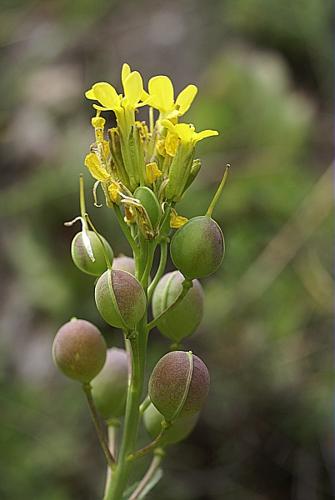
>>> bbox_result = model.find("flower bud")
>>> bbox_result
[52,319,107,383]
[152,271,204,342]
[112,255,136,276]
[149,351,210,421]
[91,348,129,419]
[143,403,198,446]
[71,230,114,276]
[170,216,224,279]
[95,269,146,329]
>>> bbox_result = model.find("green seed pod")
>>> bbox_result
[71,231,114,277]
[112,255,136,276]
[152,271,204,342]
[52,319,107,383]
[91,348,129,419]
[149,351,210,421]
[95,269,146,329]
[170,216,224,279]
[134,186,162,228]
[143,403,198,446]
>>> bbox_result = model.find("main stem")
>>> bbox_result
[104,244,151,499]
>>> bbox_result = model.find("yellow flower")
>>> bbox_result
[170,209,188,228]
[85,63,145,112]
[146,162,162,184]
[146,75,197,117]
[84,152,110,182]
[161,119,219,144]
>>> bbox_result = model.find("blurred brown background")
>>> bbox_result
[0,1,333,499]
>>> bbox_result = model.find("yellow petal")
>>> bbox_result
[156,139,166,156]
[90,82,120,109]
[160,119,175,133]
[123,71,143,107]
[170,209,188,228]
[85,88,96,100]
[108,181,121,203]
[84,153,111,182]
[194,129,219,143]
[165,132,179,156]
[173,123,195,142]
[146,162,162,183]
[121,63,131,87]
[175,84,198,115]
[141,89,150,101]
[148,75,174,113]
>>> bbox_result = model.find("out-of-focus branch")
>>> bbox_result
[225,164,333,314]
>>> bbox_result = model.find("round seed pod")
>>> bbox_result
[152,271,204,342]
[134,186,162,228]
[95,269,146,329]
[112,255,136,276]
[71,231,114,277]
[143,403,198,447]
[91,348,129,419]
[52,319,106,383]
[149,351,210,421]
[170,216,224,279]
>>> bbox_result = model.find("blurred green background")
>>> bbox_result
[0,1,333,499]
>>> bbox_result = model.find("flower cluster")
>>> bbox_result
[84,63,218,235]
[53,63,227,500]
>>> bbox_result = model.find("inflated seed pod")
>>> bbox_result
[91,348,129,419]
[52,319,106,383]
[71,231,114,276]
[95,269,146,329]
[144,403,198,446]
[170,216,224,279]
[149,351,210,421]
[112,255,136,276]
[152,271,204,342]
[134,186,162,228]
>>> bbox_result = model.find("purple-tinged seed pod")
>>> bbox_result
[112,255,136,276]
[170,216,224,279]
[95,269,146,329]
[149,351,210,421]
[152,271,204,342]
[91,348,129,419]
[52,319,106,383]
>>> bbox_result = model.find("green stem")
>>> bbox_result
[128,450,164,500]
[105,323,148,499]
[147,239,168,302]
[136,234,148,280]
[82,384,115,469]
[104,209,155,499]
[206,164,230,218]
[113,205,139,258]
[141,240,157,289]
[127,422,169,462]
[79,174,87,221]
[103,423,119,499]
